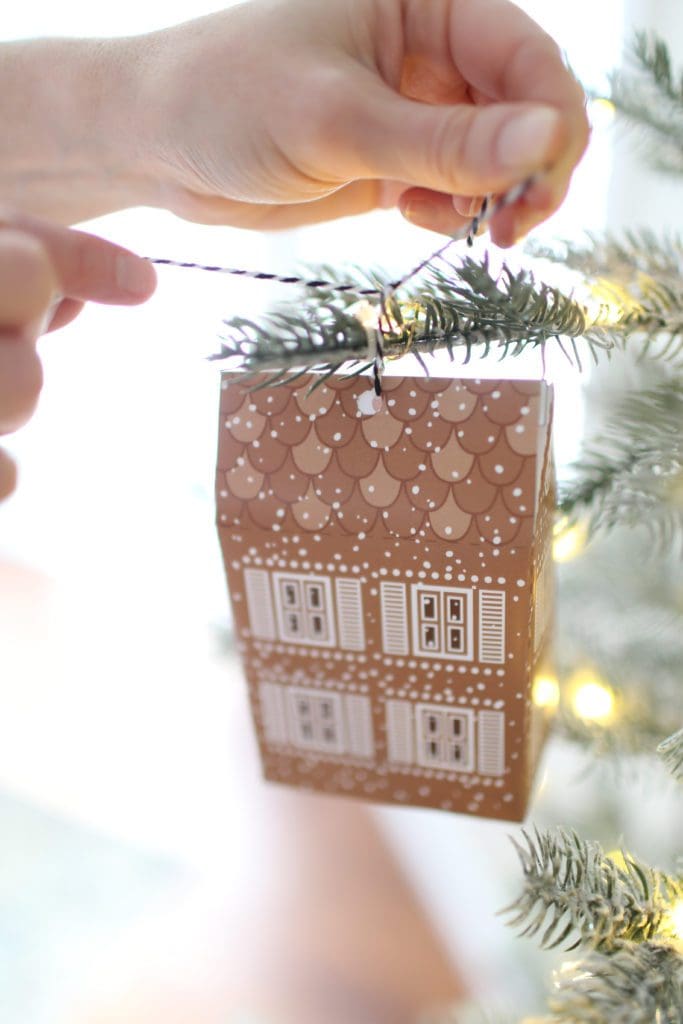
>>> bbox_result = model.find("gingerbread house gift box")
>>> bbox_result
[216,370,555,822]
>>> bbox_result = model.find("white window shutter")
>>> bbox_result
[259,683,289,745]
[380,582,409,655]
[477,710,505,775]
[335,578,365,651]
[478,590,506,663]
[244,569,276,640]
[344,695,374,758]
[385,700,414,764]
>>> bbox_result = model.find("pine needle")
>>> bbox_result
[548,941,683,1024]
[657,728,683,783]
[502,827,683,953]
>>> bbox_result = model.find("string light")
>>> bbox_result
[553,518,587,563]
[591,96,616,118]
[654,897,683,951]
[533,674,561,709]
[347,299,418,336]
[586,277,641,328]
[605,849,628,871]
[569,669,616,724]
[664,898,683,944]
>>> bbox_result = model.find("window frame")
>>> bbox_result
[414,703,475,772]
[287,687,346,755]
[273,573,337,647]
[411,585,474,661]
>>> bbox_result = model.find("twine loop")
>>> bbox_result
[146,176,537,395]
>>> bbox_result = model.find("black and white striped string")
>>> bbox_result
[145,176,534,394]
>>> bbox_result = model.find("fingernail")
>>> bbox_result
[402,200,424,223]
[38,294,63,335]
[452,196,481,217]
[115,252,155,297]
[497,108,561,172]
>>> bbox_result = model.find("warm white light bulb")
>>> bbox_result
[533,674,560,709]
[570,672,615,724]
[348,300,381,329]
[605,849,628,871]
[553,519,587,563]
[668,899,683,941]
[592,97,616,118]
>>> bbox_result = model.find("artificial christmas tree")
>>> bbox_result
[205,30,683,1024]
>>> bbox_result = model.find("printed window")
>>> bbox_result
[305,582,329,642]
[412,586,473,660]
[287,688,346,755]
[274,574,336,647]
[420,592,438,620]
[446,626,464,654]
[415,704,474,772]
[447,595,464,623]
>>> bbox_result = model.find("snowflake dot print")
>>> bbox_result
[216,371,555,821]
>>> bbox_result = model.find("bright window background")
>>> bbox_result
[0,0,623,579]
[1,0,660,1020]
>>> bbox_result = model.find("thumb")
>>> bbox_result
[337,77,564,197]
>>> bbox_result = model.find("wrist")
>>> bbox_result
[120,10,253,223]
[0,37,165,223]
[78,35,168,216]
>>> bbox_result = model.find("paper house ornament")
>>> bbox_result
[216,371,555,822]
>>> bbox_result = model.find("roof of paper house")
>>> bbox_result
[216,372,549,546]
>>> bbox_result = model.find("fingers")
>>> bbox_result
[0,230,57,331]
[399,188,473,235]
[452,194,486,218]
[447,0,588,159]
[314,0,587,243]
[338,73,564,198]
[333,72,583,244]
[488,174,557,248]
[0,209,157,306]
[0,448,18,502]
[45,297,86,333]
[0,332,43,435]
[446,0,589,238]
[0,213,155,506]
[448,0,580,108]
[0,232,47,493]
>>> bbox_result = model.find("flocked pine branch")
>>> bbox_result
[502,827,683,953]
[529,236,683,366]
[558,380,683,547]
[547,941,683,1024]
[528,230,683,292]
[658,728,683,784]
[212,304,373,381]
[554,524,683,760]
[210,254,615,382]
[490,30,683,1024]
[608,32,683,177]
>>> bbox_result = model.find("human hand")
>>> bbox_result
[0,213,156,502]
[137,0,589,243]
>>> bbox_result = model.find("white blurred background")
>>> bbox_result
[0,1,680,1022]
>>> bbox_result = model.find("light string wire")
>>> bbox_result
[145,175,535,392]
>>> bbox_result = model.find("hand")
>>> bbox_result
[139,0,589,243]
[0,212,156,502]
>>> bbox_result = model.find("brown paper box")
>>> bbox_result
[216,371,555,822]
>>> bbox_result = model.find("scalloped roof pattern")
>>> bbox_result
[217,373,546,546]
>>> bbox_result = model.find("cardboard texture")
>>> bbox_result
[216,371,555,822]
